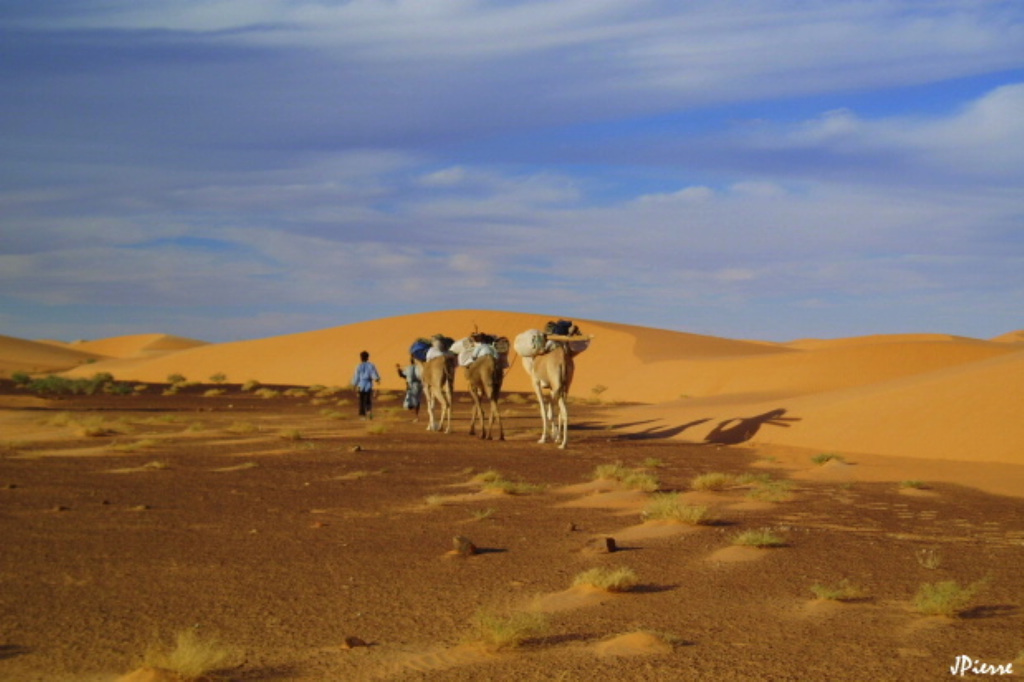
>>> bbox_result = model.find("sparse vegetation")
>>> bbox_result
[366,422,389,435]
[733,528,786,548]
[592,462,660,492]
[573,566,639,592]
[254,388,281,399]
[241,379,261,392]
[741,475,796,503]
[900,480,928,489]
[166,373,187,385]
[915,547,943,570]
[278,428,304,441]
[203,388,226,397]
[466,608,548,650]
[642,493,715,525]
[811,579,867,602]
[473,470,544,495]
[209,373,228,384]
[691,472,735,491]
[913,579,988,617]
[642,457,666,468]
[143,627,238,680]
[811,452,845,466]
[226,421,257,434]
[111,439,160,453]
[22,372,132,397]
[471,507,496,521]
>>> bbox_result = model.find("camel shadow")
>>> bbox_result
[703,408,801,445]
[616,419,713,441]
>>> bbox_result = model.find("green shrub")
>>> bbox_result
[642,493,714,525]
[733,528,786,548]
[913,579,987,617]
[691,472,735,491]
[811,579,866,602]
[466,609,548,650]
[573,567,639,592]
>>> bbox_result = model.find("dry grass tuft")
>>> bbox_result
[691,472,735,491]
[811,452,845,466]
[913,579,988,617]
[592,462,660,492]
[642,493,715,525]
[810,579,867,602]
[465,609,548,650]
[473,470,544,495]
[733,528,786,548]
[111,439,160,453]
[572,566,639,592]
[143,628,239,680]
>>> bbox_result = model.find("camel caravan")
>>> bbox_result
[405,320,591,448]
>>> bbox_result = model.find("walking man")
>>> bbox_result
[352,350,381,419]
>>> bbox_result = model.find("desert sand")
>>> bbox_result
[1,310,1022,680]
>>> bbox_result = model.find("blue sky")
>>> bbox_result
[1,1,1022,343]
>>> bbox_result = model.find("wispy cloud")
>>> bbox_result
[1,1,1022,341]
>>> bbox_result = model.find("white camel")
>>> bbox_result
[464,353,504,441]
[420,354,455,433]
[522,334,587,449]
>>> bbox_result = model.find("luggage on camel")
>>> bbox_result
[410,338,432,362]
[514,329,547,358]
[452,333,510,367]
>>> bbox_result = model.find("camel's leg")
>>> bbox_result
[442,380,453,434]
[425,388,439,432]
[489,392,503,441]
[533,384,549,443]
[556,393,569,449]
[468,389,483,437]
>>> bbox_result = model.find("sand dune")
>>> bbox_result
[5,309,1022,467]
[70,333,207,358]
[0,334,103,376]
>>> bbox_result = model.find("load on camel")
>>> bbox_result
[409,334,457,433]
[514,320,591,449]
[450,332,510,441]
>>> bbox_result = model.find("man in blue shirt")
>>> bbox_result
[352,350,381,419]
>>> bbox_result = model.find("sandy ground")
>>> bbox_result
[1,385,1022,681]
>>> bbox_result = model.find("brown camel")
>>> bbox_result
[464,353,504,440]
[420,354,455,433]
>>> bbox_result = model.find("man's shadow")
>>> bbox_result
[704,408,800,445]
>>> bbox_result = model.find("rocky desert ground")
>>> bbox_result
[1,310,1022,680]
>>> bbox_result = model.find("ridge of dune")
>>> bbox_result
[784,332,978,350]
[605,337,1018,403]
[613,348,1024,467]
[991,329,1024,344]
[0,335,104,377]
[56,310,627,390]
[71,334,208,358]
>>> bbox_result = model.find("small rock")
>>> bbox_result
[341,636,367,649]
[350,445,362,452]
[583,536,617,554]
[453,535,478,556]
[566,522,578,532]
[52,505,70,512]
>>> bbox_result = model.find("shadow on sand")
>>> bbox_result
[704,408,801,445]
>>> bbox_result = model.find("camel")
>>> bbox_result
[420,354,455,433]
[464,353,504,440]
[522,334,586,449]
